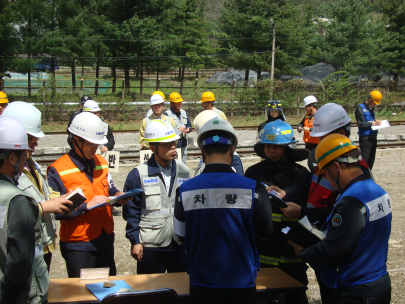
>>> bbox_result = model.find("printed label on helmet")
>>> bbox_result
[96,131,103,135]
[266,135,276,140]
[281,130,291,135]
[213,120,219,125]
[143,177,159,185]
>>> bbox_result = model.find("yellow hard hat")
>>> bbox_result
[152,91,166,101]
[200,91,215,102]
[168,92,183,103]
[0,91,9,104]
[315,134,358,173]
[369,90,382,105]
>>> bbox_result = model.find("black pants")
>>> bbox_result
[190,285,256,304]
[136,247,187,274]
[44,252,52,273]
[330,275,391,304]
[315,268,333,304]
[359,135,377,170]
[305,143,318,173]
[60,245,116,278]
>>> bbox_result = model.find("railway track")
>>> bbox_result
[34,141,405,166]
[43,120,405,135]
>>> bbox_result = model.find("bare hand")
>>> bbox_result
[268,185,286,199]
[179,126,186,133]
[186,127,191,133]
[41,194,73,215]
[303,127,310,131]
[86,195,110,210]
[287,240,305,257]
[114,191,132,206]
[297,127,302,133]
[373,120,381,126]
[140,146,145,150]
[280,202,301,220]
[100,146,108,153]
[131,244,143,261]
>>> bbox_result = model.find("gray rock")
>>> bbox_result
[205,69,258,86]
[386,135,398,141]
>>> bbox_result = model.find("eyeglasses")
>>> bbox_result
[158,140,177,149]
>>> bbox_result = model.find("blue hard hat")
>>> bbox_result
[257,120,297,145]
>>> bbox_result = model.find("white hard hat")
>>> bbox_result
[0,116,32,158]
[150,94,164,106]
[2,101,45,138]
[82,100,101,112]
[144,120,180,143]
[197,117,238,148]
[193,110,219,135]
[68,112,108,145]
[304,95,317,107]
[310,103,351,137]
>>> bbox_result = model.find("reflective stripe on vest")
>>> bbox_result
[260,255,303,266]
[303,115,319,144]
[311,173,334,191]
[272,213,298,222]
[48,154,113,243]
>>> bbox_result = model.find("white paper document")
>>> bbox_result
[371,119,390,131]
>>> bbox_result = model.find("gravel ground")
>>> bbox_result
[47,149,405,303]
[38,125,405,149]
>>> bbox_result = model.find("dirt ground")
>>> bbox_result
[48,148,405,303]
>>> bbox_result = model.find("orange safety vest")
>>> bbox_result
[303,115,320,144]
[48,154,114,243]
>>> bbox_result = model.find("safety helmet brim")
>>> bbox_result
[254,143,310,162]
[27,130,45,138]
[68,126,108,145]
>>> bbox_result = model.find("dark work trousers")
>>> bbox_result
[257,264,308,304]
[60,245,117,278]
[315,269,333,304]
[330,277,391,304]
[44,252,52,273]
[136,247,187,274]
[305,143,318,173]
[359,134,377,170]
[190,285,257,304]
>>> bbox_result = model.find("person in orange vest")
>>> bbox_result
[48,112,131,278]
[297,95,319,172]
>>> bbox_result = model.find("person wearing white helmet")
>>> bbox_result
[47,112,131,278]
[123,120,190,274]
[66,95,92,149]
[0,117,72,304]
[2,101,75,273]
[139,94,176,150]
[82,99,115,154]
[173,117,272,303]
[297,95,320,172]
[193,110,244,176]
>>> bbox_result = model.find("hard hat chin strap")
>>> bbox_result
[326,164,342,192]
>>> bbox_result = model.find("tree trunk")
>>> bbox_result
[244,68,249,87]
[112,65,116,93]
[0,57,3,91]
[257,67,261,81]
[95,61,99,96]
[136,65,140,79]
[51,60,56,97]
[178,66,181,78]
[180,63,185,94]
[140,62,143,94]
[71,60,76,93]
[82,64,84,76]
[196,70,198,78]
[28,53,31,97]
[124,62,130,91]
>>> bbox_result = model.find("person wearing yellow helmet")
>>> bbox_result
[199,91,227,121]
[0,91,9,115]
[288,134,392,304]
[164,92,192,163]
[355,90,382,170]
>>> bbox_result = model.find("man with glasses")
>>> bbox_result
[123,120,190,274]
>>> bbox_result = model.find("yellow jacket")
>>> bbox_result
[139,113,176,149]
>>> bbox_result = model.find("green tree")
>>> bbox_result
[219,0,316,81]
[317,0,396,78]
[379,0,405,84]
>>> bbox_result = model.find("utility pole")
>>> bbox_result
[270,19,276,100]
